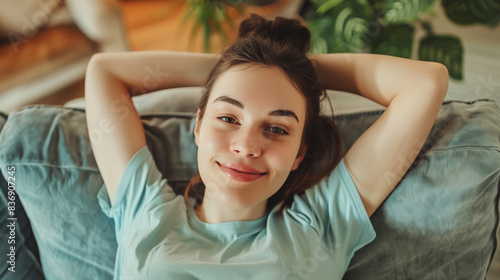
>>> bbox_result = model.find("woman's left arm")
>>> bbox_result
[309,53,449,217]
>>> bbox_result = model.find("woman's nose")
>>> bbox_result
[230,130,263,158]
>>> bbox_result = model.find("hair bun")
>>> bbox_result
[238,13,311,54]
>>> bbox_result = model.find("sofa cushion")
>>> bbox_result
[0,93,499,279]
[0,111,45,280]
[342,100,500,279]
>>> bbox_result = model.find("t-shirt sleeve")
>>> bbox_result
[290,157,376,269]
[96,145,176,241]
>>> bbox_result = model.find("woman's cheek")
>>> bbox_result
[204,127,229,154]
[268,144,295,171]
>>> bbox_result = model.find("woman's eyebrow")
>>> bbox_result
[214,96,243,108]
[269,110,299,123]
[213,95,299,123]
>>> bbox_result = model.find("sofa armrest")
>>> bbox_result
[66,0,129,51]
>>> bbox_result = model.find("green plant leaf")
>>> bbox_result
[203,23,211,53]
[309,0,334,10]
[368,0,386,12]
[308,15,336,53]
[308,1,371,53]
[442,0,500,26]
[179,0,239,52]
[188,19,203,51]
[316,0,344,14]
[384,0,437,24]
[371,24,414,58]
[418,35,463,80]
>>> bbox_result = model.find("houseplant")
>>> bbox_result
[305,0,500,80]
[163,0,278,52]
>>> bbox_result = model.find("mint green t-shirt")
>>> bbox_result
[97,145,375,280]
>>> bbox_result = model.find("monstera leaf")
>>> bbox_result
[304,0,496,80]
[308,15,336,53]
[384,0,437,24]
[442,0,500,26]
[308,0,371,53]
[370,24,414,58]
[418,35,463,80]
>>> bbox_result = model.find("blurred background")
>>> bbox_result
[0,0,499,113]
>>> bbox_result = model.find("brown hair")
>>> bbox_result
[184,13,342,216]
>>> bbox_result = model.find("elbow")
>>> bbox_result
[411,61,449,102]
[85,54,102,95]
[426,62,449,100]
[86,52,123,77]
[86,53,103,81]
[85,53,114,100]
[86,53,109,75]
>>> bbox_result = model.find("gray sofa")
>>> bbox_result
[0,87,499,279]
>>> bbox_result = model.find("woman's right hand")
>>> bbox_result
[84,51,219,205]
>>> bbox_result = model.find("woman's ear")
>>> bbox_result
[291,145,308,171]
[194,109,202,147]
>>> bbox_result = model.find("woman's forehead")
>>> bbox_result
[208,65,306,117]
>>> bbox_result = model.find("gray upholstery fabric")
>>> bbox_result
[0,96,498,279]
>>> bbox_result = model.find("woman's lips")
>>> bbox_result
[217,162,267,183]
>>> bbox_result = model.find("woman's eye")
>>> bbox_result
[267,127,288,135]
[218,116,237,124]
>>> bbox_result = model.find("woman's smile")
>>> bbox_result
[216,161,268,183]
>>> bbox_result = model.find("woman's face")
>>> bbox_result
[194,64,307,211]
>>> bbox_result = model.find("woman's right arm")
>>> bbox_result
[85,51,219,205]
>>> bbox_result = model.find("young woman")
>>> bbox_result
[86,14,448,279]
